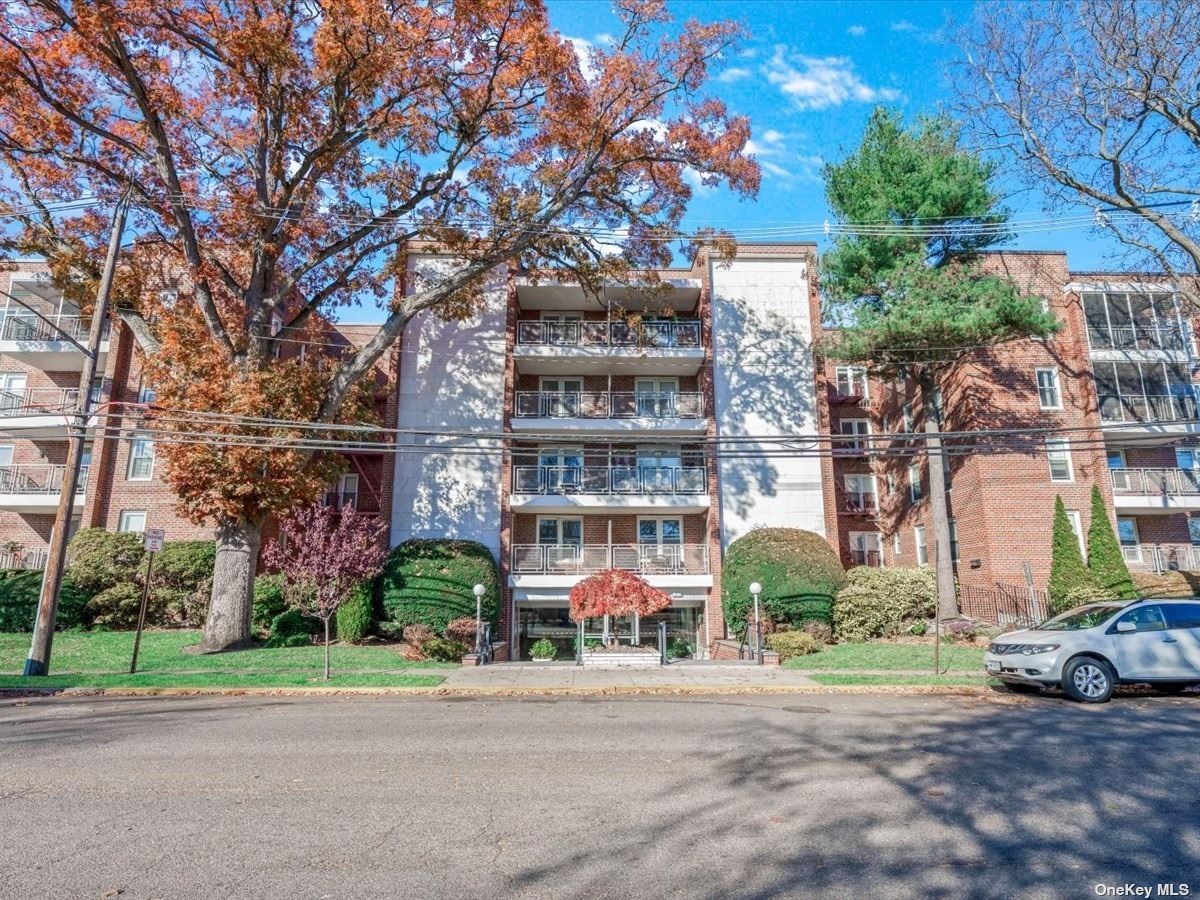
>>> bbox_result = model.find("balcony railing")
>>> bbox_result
[843,491,878,514]
[1098,393,1197,425]
[1110,467,1200,496]
[513,391,705,419]
[512,464,707,495]
[0,388,81,417]
[1122,543,1200,573]
[512,543,709,575]
[0,313,97,343]
[0,548,49,570]
[1087,324,1191,353]
[516,319,702,349]
[0,464,89,494]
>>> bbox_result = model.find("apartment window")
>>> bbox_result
[325,473,359,510]
[839,419,870,452]
[901,404,913,432]
[892,531,901,555]
[849,532,883,567]
[126,436,154,480]
[1176,448,1199,470]
[1115,516,1139,562]
[834,366,868,398]
[1036,368,1062,409]
[914,526,928,566]
[949,518,959,563]
[137,383,156,405]
[0,444,12,468]
[638,517,682,545]
[844,474,877,513]
[537,517,582,546]
[1064,509,1086,558]
[118,510,147,533]
[1082,290,1189,352]
[886,472,897,494]
[1092,359,1196,424]
[1046,438,1074,482]
[909,463,922,501]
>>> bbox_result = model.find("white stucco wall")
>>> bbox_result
[710,255,826,547]
[390,257,507,557]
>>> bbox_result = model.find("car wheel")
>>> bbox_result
[1062,657,1115,703]
[1151,682,1194,695]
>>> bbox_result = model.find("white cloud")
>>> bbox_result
[718,66,752,83]
[890,20,918,32]
[566,36,599,82]
[595,32,614,46]
[743,128,823,187]
[847,25,867,37]
[763,46,901,110]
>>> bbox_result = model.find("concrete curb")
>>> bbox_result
[0,683,996,699]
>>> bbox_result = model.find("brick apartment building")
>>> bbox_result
[820,251,1200,594]
[0,260,393,569]
[5,245,1199,658]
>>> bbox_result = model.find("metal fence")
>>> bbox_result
[516,319,702,348]
[958,582,1049,629]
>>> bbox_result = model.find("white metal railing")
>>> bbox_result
[512,464,707,495]
[0,548,49,570]
[1111,467,1200,496]
[511,543,709,575]
[0,387,81,417]
[1098,393,1197,424]
[516,319,702,349]
[0,313,99,343]
[1087,323,1191,353]
[513,391,705,419]
[0,464,88,495]
[1124,543,1200,573]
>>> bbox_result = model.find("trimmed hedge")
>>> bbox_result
[722,528,844,636]
[265,608,318,648]
[833,566,936,642]
[65,528,144,598]
[765,630,821,660]
[0,570,88,632]
[153,540,216,626]
[377,540,500,635]
[335,582,373,643]
[252,574,287,634]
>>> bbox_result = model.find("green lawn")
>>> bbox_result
[783,641,987,672]
[808,673,995,687]
[0,630,451,690]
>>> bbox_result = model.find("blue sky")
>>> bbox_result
[547,0,1124,271]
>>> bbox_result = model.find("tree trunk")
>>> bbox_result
[323,618,331,680]
[920,379,959,621]
[200,518,263,653]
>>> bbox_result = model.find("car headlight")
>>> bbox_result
[1020,644,1060,655]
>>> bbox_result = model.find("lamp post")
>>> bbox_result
[749,581,763,665]
[473,583,486,655]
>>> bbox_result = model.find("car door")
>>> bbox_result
[1162,603,1200,678]
[1109,604,1191,679]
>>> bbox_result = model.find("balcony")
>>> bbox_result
[0,388,82,436]
[0,314,109,370]
[1122,543,1200,573]
[511,391,706,435]
[513,319,704,376]
[511,543,709,576]
[0,548,49,570]
[0,464,87,513]
[1087,324,1191,354]
[1099,393,1199,444]
[843,491,878,515]
[510,463,710,513]
[1111,468,1200,513]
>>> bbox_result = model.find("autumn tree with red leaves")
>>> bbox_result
[568,568,672,622]
[0,0,759,651]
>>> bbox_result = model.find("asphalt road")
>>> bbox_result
[2,691,1198,900]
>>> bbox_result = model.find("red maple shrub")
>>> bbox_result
[568,569,672,622]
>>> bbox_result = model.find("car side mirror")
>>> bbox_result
[1116,620,1136,634]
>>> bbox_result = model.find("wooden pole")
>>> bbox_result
[129,551,156,675]
[25,190,130,676]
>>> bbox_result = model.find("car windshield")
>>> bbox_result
[1037,603,1126,631]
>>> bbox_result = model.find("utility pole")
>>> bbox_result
[24,190,131,676]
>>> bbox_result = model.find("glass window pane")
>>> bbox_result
[538,520,558,544]
[638,520,658,542]
[660,519,682,543]
[1116,518,1138,544]
[561,520,582,544]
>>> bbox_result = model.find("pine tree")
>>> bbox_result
[1086,485,1139,600]
[1048,496,1096,613]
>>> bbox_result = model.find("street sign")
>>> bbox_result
[143,528,165,552]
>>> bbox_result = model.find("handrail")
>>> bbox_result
[0,387,82,417]
[513,391,705,419]
[0,548,49,570]
[511,543,710,575]
[0,313,105,343]
[516,319,702,349]
[1123,543,1200,573]
[511,463,707,495]
[1110,467,1200,496]
[0,464,89,494]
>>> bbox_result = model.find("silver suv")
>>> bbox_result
[985,598,1200,703]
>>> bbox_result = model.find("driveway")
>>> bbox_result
[1,692,1197,899]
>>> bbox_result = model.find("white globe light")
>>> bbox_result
[473,583,486,597]
[749,582,762,595]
